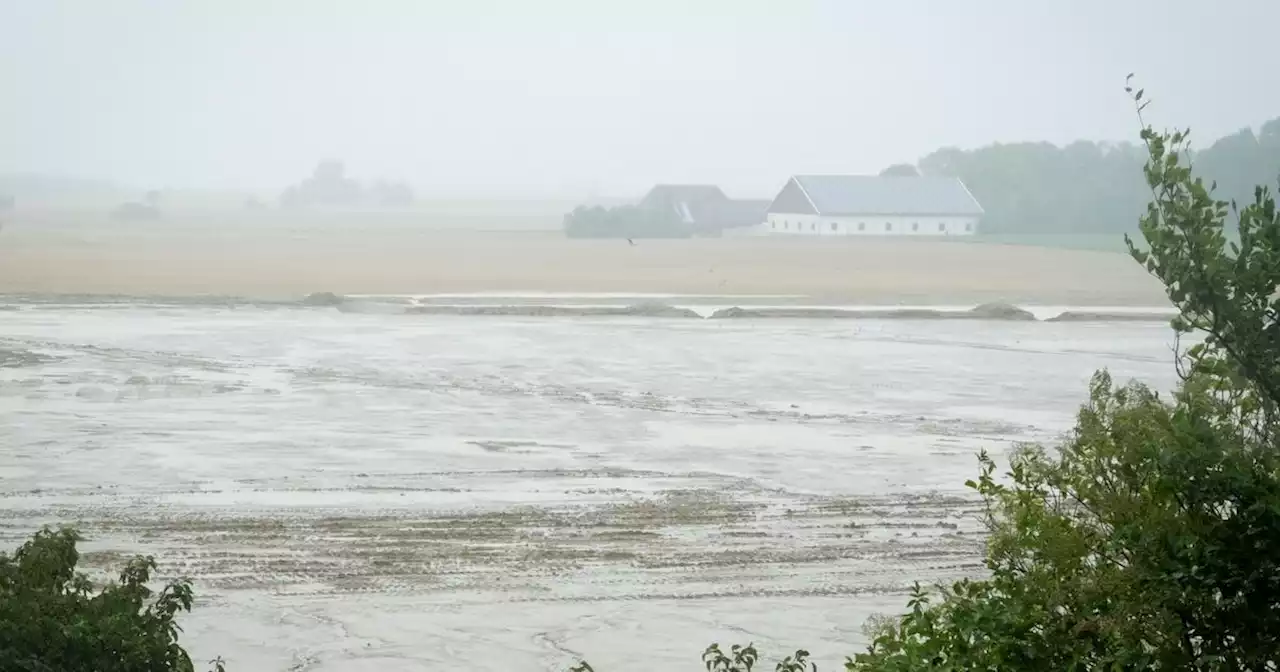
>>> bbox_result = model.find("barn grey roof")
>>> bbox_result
[636,184,767,231]
[783,175,984,216]
[639,185,727,207]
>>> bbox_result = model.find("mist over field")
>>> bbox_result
[2,1,1278,670]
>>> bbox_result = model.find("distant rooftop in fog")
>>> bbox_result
[772,175,985,217]
[638,184,768,233]
[638,185,728,209]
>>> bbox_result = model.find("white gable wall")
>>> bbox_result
[751,213,979,236]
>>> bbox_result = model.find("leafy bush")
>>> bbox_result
[846,373,1280,670]
[562,204,692,238]
[0,527,218,672]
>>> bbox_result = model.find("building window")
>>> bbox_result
[784,221,789,230]
[857,222,865,231]
[964,222,972,232]
[912,222,919,231]
[885,222,893,232]
[938,222,946,232]
[830,222,838,232]
[811,222,816,231]
[771,221,776,229]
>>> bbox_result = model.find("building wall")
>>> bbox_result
[750,213,979,237]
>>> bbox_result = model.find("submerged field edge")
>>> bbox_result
[0,292,1177,323]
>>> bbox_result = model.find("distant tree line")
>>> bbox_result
[907,117,1280,234]
[563,205,691,239]
[280,160,414,209]
[878,163,920,177]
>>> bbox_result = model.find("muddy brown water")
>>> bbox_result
[0,299,1180,670]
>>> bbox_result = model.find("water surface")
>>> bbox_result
[0,301,1179,671]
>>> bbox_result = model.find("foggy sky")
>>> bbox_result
[2,0,1277,198]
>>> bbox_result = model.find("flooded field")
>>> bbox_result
[0,297,1179,670]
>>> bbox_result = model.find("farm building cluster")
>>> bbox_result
[565,175,984,239]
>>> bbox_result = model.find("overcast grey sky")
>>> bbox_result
[2,0,1277,198]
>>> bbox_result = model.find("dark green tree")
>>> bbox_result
[1126,85,1280,420]
[0,527,219,672]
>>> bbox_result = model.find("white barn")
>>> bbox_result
[753,175,984,237]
